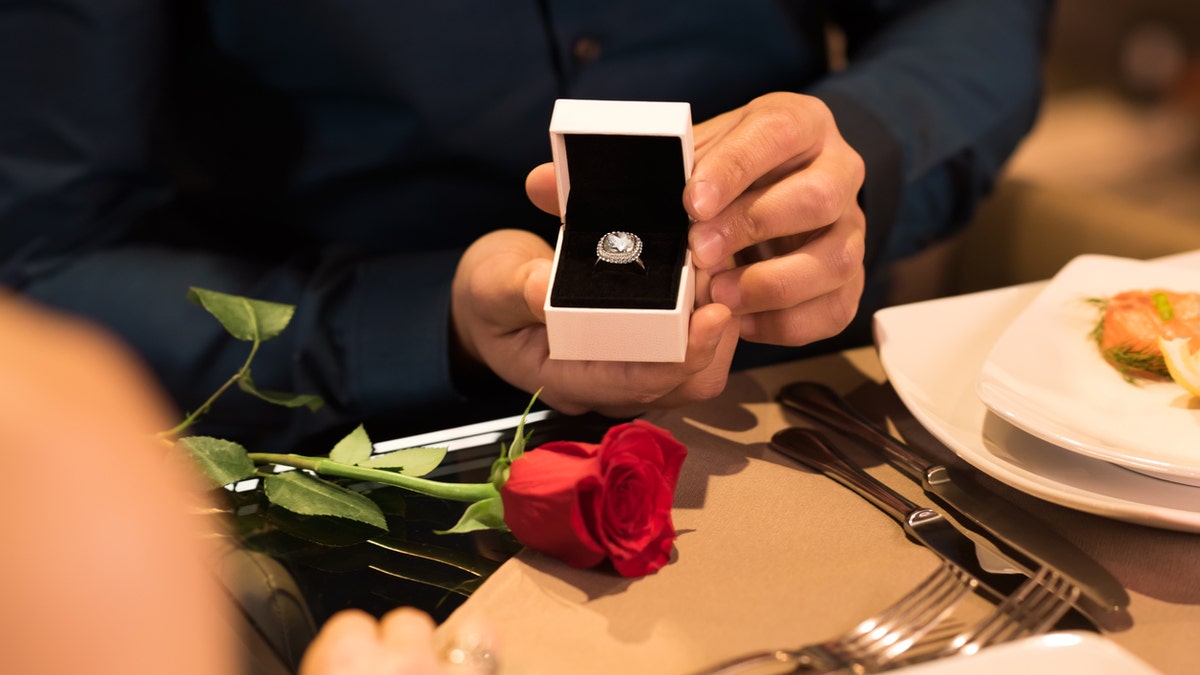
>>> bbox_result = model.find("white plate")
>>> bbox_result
[977,254,1200,485]
[889,631,1161,675]
[872,250,1200,532]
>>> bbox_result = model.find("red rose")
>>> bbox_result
[499,420,687,577]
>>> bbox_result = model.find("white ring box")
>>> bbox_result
[544,99,696,362]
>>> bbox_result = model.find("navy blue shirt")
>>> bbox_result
[0,1,1051,448]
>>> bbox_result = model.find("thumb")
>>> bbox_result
[524,258,551,323]
[525,162,560,216]
[464,231,554,331]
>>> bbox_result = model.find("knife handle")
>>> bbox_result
[778,382,928,482]
[771,427,917,524]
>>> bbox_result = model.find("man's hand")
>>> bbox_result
[450,229,737,418]
[526,93,866,350]
[686,92,867,346]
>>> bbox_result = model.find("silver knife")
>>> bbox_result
[777,381,1130,615]
[770,427,1128,632]
[771,427,1023,602]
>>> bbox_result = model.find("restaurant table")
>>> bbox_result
[436,343,1200,675]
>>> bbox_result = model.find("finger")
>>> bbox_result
[653,302,740,407]
[525,162,560,216]
[438,616,501,675]
[694,117,814,196]
[376,607,441,674]
[523,258,551,324]
[684,93,825,223]
[469,259,543,330]
[539,303,734,417]
[610,302,737,414]
[689,144,863,271]
[299,610,379,675]
[693,265,715,306]
[689,106,743,163]
[679,301,735,385]
[710,207,865,316]
[379,607,437,650]
[463,232,554,330]
[739,262,866,346]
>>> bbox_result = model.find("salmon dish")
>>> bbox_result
[1093,289,1200,381]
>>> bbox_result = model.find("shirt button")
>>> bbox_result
[572,37,603,65]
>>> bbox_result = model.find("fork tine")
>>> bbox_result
[839,563,977,667]
[942,568,1052,656]
[844,563,959,642]
[942,568,1080,657]
[1008,571,1078,637]
[692,562,976,675]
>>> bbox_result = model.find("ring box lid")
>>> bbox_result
[548,99,694,310]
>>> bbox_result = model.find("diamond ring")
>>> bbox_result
[595,231,645,271]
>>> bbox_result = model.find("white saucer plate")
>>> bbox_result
[889,631,1161,675]
[977,254,1200,485]
[873,251,1200,532]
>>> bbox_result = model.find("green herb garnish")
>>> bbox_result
[1152,292,1174,321]
[1087,297,1108,345]
[1102,345,1171,381]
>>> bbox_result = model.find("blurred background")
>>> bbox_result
[896,0,1200,300]
[1012,0,1200,221]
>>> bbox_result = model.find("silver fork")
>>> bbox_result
[695,561,977,674]
[935,566,1080,659]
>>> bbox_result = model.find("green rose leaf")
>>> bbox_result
[263,471,387,530]
[187,286,295,342]
[178,436,256,488]
[238,371,324,411]
[438,497,507,535]
[328,424,374,465]
[260,505,382,549]
[358,446,448,476]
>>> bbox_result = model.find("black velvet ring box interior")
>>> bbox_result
[543,99,695,363]
[549,133,689,310]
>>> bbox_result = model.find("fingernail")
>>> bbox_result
[689,179,720,220]
[711,276,741,312]
[692,229,723,269]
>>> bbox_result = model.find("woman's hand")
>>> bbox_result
[301,608,498,675]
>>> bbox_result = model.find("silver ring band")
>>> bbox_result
[595,231,645,270]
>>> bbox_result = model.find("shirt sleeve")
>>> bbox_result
[0,1,474,450]
[807,0,1054,269]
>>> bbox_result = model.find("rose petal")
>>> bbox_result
[500,422,688,578]
[604,421,687,484]
[597,456,676,576]
[500,441,606,569]
[590,422,687,577]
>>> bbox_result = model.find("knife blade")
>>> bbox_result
[777,381,1130,615]
[770,427,1022,601]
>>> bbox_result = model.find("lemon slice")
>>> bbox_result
[1158,336,1200,398]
